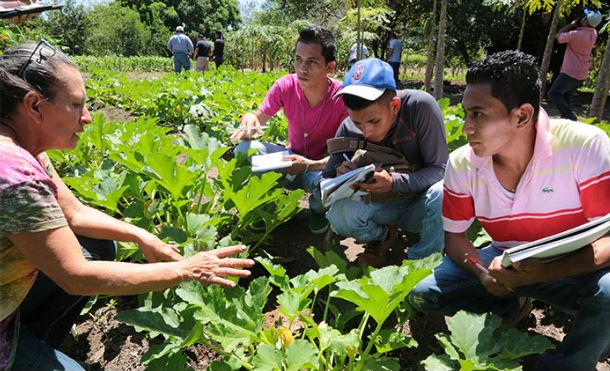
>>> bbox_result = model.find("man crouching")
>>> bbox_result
[323,58,448,266]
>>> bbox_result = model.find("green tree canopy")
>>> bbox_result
[85,2,151,56]
[120,0,241,37]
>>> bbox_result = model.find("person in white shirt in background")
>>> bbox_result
[348,42,369,68]
[386,32,403,84]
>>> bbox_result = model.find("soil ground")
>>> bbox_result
[57,81,610,370]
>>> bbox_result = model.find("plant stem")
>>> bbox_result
[354,321,382,371]
[322,287,331,324]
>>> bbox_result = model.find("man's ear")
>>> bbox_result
[391,96,401,114]
[515,103,534,128]
[326,60,336,73]
[22,91,45,124]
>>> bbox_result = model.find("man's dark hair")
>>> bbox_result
[466,50,540,119]
[342,89,396,111]
[297,25,336,63]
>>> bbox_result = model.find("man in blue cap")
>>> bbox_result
[323,58,448,266]
[548,8,602,121]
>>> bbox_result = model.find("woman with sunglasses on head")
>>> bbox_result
[0,42,254,371]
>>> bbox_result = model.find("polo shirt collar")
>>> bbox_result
[467,108,553,169]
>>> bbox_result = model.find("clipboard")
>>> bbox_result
[0,3,63,19]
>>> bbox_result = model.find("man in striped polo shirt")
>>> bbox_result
[408,50,610,371]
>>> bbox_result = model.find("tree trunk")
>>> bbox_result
[433,0,447,100]
[539,0,564,102]
[424,0,437,93]
[357,0,362,60]
[589,35,610,120]
[517,7,526,51]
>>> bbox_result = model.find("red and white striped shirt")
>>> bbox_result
[443,110,610,249]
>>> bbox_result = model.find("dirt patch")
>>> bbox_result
[92,106,135,122]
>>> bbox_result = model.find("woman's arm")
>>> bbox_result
[10,226,254,296]
[52,172,182,262]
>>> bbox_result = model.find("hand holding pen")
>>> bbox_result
[335,153,357,176]
[464,253,514,295]
[231,112,267,142]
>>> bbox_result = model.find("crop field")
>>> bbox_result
[37,56,610,371]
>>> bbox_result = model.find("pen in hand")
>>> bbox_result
[342,153,353,164]
[464,253,489,274]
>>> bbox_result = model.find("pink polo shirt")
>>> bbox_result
[443,110,610,249]
[556,27,597,81]
[259,74,349,160]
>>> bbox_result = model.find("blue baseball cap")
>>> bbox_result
[333,58,397,101]
[584,8,602,27]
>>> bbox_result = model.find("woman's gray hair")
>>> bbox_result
[0,42,76,120]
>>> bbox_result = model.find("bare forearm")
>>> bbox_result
[64,260,188,296]
[445,232,486,279]
[526,237,610,283]
[69,204,148,244]
[254,110,271,126]
[309,156,329,171]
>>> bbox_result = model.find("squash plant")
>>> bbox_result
[116,250,441,370]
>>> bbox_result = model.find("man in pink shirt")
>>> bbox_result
[408,51,610,371]
[232,25,349,233]
[548,9,601,121]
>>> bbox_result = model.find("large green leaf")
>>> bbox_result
[430,311,555,371]
[374,329,418,354]
[176,277,271,352]
[252,344,283,371]
[285,340,319,371]
[333,259,435,325]
[422,354,456,371]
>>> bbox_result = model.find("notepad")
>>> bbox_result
[501,214,610,267]
[251,151,293,173]
[320,164,375,207]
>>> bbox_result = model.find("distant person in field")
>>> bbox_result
[324,58,447,267]
[232,25,349,234]
[0,42,253,370]
[167,25,194,73]
[348,41,369,68]
[211,30,225,68]
[408,50,610,371]
[548,8,602,121]
[193,33,211,72]
[386,32,403,84]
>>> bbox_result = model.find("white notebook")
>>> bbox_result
[320,164,375,207]
[501,214,610,267]
[251,151,293,173]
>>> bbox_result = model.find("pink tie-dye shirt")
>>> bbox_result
[0,140,67,370]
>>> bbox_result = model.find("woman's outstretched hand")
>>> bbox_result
[182,245,255,287]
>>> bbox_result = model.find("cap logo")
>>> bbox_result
[353,64,365,81]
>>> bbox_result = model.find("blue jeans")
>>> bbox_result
[173,52,191,73]
[234,140,324,213]
[548,73,583,121]
[408,245,610,371]
[12,237,116,371]
[326,181,444,259]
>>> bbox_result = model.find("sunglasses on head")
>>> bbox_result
[17,39,57,78]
